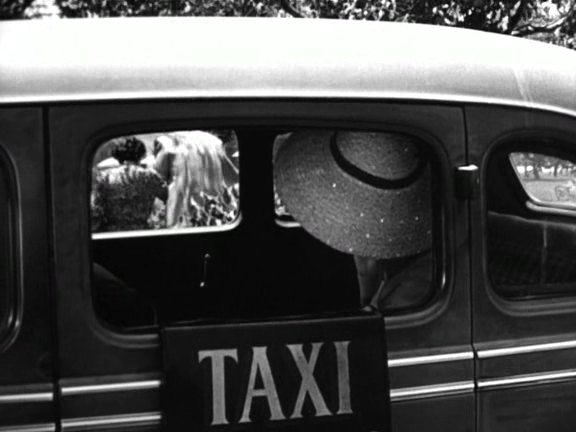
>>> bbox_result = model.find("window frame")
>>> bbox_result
[484,131,576,304]
[49,100,468,381]
[0,143,21,352]
[89,130,242,240]
[85,122,451,330]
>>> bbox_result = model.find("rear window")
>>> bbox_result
[509,152,576,210]
[487,146,576,299]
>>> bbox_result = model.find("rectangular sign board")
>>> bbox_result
[163,311,391,431]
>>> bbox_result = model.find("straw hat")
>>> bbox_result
[274,130,432,259]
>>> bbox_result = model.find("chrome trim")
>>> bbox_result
[62,412,162,431]
[388,351,474,368]
[478,369,576,390]
[526,200,576,217]
[62,379,161,396]
[390,381,474,402]
[274,219,301,228]
[92,214,241,240]
[0,424,55,432]
[456,164,478,172]
[0,392,53,403]
[478,339,576,358]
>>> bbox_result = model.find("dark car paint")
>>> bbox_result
[468,105,576,431]
[0,108,55,430]
[43,100,471,431]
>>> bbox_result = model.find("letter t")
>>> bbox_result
[198,349,239,426]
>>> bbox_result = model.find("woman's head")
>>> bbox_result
[112,137,147,164]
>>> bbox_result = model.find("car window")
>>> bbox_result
[91,130,240,238]
[509,152,576,210]
[487,146,576,299]
[90,127,440,331]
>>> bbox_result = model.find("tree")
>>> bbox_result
[5,0,576,50]
[279,0,576,47]
[0,0,35,19]
[54,0,282,18]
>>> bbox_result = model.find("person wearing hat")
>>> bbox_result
[274,130,433,309]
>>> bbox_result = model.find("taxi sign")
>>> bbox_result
[162,312,391,431]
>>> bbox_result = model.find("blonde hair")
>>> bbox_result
[166,131,226,227]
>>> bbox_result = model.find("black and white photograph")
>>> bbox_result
[1,0,576,431]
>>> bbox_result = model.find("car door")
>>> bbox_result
[50,99,472,431]
[0,108,56,431]
[468,105,576,431]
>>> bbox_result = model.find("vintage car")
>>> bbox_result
[1,16,576,432]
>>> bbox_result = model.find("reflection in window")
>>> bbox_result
[91,130,239,235]
[510,152,576,208]
[488,149,576,299]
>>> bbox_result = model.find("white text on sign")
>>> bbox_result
[198,341,352,425]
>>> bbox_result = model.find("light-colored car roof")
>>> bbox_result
[2,17,576,116]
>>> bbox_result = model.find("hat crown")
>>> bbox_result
[335,132,420,181]
[275,130,432,259]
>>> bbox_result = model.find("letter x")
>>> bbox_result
[287,343,331,418]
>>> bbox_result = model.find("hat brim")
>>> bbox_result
[274,130,432,259]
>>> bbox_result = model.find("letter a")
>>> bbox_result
[239,347,286,423]
[198,349,238,425]
[288,343,331,418]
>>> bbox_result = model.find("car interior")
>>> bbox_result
[90,127,439,331]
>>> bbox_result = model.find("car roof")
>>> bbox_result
[1,17,576,116]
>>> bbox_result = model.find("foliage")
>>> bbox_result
[511,152,576,179]
[0,0,34,19]
[281,0,576,47]
[54,0,281,17]
[4,0,576,50]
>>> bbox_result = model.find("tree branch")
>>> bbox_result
[279,0,303,17]
[513,0,576,36]
[506,0,529,34]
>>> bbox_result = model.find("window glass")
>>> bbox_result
[488,147,576,299]
[91,128,438,331]
[91,130,240,237]
[510,152,576,209]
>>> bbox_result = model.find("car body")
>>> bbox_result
[1,16,576,432]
